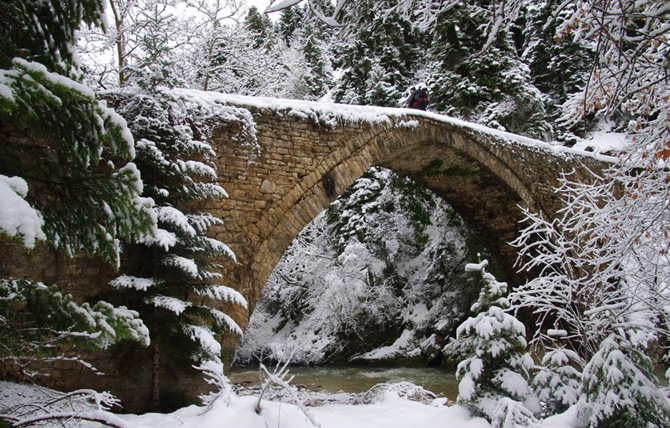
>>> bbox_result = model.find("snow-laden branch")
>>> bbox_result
[194,360,233,410]
[0,389,138,428]
[254,360,320,427]
[266,0,349,27]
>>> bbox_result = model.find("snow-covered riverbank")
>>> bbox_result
[0,380,581,428]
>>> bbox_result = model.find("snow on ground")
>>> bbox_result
[0,380,581,428]
[120,393,489,428]
[572,130,627,154]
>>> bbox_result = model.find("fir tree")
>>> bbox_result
[245,6,274,49]
[520,0,595,142]
[122,1,186,90]
[299,23,332,100]
[0,0,155,380]
[579,331,670,428]
[0,0,104,77]
[105,30,248,406]
[532,347,584,416]
[332,1,424,107]
[425,2,551,139]
[278,5,305,46]
[0,1,155,265]
[453,259,538,427]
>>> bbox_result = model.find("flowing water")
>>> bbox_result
[228,365,459,400]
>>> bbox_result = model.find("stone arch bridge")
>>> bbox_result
[198,94,612,324]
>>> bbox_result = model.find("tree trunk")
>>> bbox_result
[108,0,127,87]
[151,341,160,411]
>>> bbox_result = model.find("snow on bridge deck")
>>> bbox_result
[173,90,617,164]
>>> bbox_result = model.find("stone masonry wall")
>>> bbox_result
[203,106,609,330]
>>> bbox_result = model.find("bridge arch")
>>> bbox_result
[206,99,609,325]
[248,119,534,308]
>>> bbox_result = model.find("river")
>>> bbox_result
[228,365,460,400]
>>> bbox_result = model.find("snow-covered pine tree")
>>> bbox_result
[80,0,195,89]
[103,10,248,409]
[421,1,551,139]
[299,23,333,100]
[245,6,275,50]
[579,330,670,428]
[107,88,249,409]
[519,0,595,143]
[532,347,584,416]
[331,1,424,107]
[510,170,670,423]
[0,0,155,379]
[278,4,306,46]
[453,259,538,427]
[0,0,155,264]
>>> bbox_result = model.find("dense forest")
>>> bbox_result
[78,0,600,143]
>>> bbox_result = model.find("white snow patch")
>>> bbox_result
[0,175,45,247]
[110,275,158,291]
[0,379,589,428]
[149,295,191,315]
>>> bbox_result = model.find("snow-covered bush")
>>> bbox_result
[578,331,670,428]
[0,387,133,428]
[532,347,584,416]
[359,382,437,405]
[452,260,538,427]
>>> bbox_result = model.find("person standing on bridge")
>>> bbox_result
[404,86,429,110]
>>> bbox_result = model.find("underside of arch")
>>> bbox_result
[247,126,530,312]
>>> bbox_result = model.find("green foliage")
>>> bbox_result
[0,0,159,386]
[579,331,670,428]
[0,60,154,266]
[415,2,552,139]
[520,0,596,142]
[0,0,105,77]
[0,279,149,377]
[332,3,425,106]
[0,416,10,428]
[279,5,306,46]
[326,169,386,254]
[300,24,333,100]
[245,6,275,49]
[390,174,436,248]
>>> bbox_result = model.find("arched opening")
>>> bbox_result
[235,166,509,367]
[244,127,530,316]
